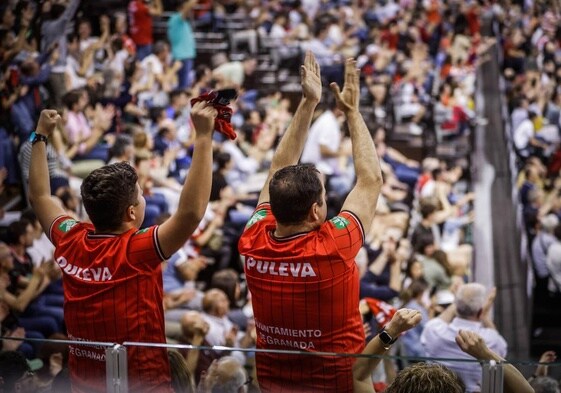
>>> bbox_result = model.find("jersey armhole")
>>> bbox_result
[340,210,366,244]
[153,226,168,261]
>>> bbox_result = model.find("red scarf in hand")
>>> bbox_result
[190,91,237,140]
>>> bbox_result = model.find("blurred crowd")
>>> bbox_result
[0,0,560,392]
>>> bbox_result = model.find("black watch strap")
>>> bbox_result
[30,131,48,146]
[378,327,398,349]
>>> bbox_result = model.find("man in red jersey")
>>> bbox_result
[127,0,162,60]
[28,102,217,392]
[238,51,383,392]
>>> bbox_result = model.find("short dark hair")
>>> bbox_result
[6,218,31,245]
[80,162,138,231]
[210,269,239,307]
[21,208,38,225]
[419,200,438,219]
[385,363,465,393]
[62,88,83,110]
[0,351,31,391]
[108,134,133,162]
[269,164,323,225]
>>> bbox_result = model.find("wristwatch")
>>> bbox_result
[378,327,398,350]
[29,131,48,146]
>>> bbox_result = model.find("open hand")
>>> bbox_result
[301,51,321,103]
[37,109,61,136]
[329,58,360,114]
[481,287,496,317]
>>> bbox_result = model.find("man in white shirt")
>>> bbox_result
[301,105,342,176]
[301,104,354,197]
[546,224,561,294]
[421,283,507,393]
[513,111,548,159]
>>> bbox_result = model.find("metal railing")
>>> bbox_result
[2,336,559,393]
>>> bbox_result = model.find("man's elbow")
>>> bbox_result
[357,171,383,188]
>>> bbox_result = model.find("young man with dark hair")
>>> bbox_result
[238,52,383,392]
[28,102,217,392]
[0,351,37,393]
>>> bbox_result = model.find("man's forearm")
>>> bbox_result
[353,334,388,382]
[438,304,456,323]
[480,351,534,393]
[176,136,213,222]
[269,98,317,172]
[347,110,382,185]
[29,138,51,201]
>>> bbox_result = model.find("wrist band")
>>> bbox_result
[29,131,48,146]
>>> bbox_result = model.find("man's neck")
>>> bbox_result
[94,223,134,235]
[274,222,318,238]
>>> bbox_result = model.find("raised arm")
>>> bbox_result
[456,330,534,393]
[149,0,163,16]
[257,51,321,205]
[157,102,216,258]
[28,110,67,234]
[180,0,197,19]
[330,59,383,230]
[353,309,422,393]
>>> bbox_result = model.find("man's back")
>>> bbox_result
[421,317,507,393]
[239,204,365,392]
[50,216,171,393]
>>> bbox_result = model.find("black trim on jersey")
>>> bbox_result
[269,230,310,242]
[340,210,365,243]
[87,233,118,238]
[153,226,168,261]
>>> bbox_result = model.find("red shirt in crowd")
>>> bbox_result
[50,216,172,393]
[128,0,153,46]
[238,203,365,393]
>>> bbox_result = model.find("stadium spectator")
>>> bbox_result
[200,288,253,366]
[0,350,38,393]
[532,214,560,298]
[167,0,197,89]
[127,0,162,60]
[455,330,533,393]
[546,224,561,295]
[197,356,250,393]
[27,103,217,391]
[421,283,507,392]
[239,53,382,392]
[39,0,80,107]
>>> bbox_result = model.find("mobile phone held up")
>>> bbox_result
[211,89,238,106]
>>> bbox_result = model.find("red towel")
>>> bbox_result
[190,91,237,140]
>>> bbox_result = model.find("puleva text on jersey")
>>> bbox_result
[244,256,317,277]
[56,256,113,282]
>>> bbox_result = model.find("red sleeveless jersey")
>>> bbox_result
[238,204,365,393]
[49,216,172,393]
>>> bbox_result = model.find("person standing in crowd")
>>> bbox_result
[27,103,217,392]
[167,0,197,89]
[128,0,163,60]
[421,283,507,392]
[239,52,383,392]
[39,0,80,107]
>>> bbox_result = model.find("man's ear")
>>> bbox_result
[124,205,136,223]
[309,202,320,222]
